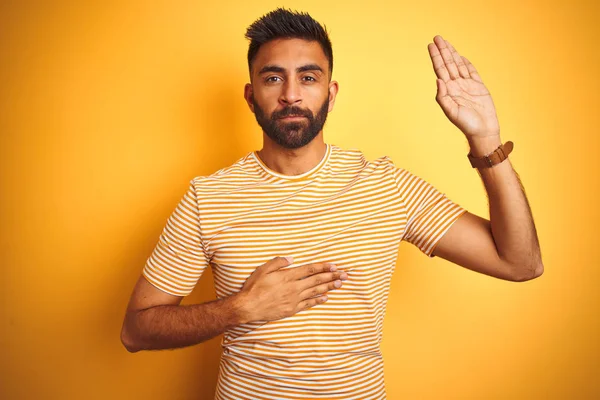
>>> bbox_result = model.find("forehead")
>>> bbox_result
[253,38,328,72]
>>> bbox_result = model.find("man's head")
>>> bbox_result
[243,8,339,149]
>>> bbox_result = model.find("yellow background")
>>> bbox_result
[1,0,598,399]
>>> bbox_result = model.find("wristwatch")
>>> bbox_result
[467,141,514,168]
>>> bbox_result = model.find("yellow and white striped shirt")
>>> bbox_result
[142,143,467,399]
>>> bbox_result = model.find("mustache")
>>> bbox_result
[272,107,312,120]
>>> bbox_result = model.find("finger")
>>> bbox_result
[427,42,450,83]
[289,262,335,281]
[297,295,328,312]
[433,35,460,80]
[299,279,342,300]
[297,270,347,292]
[461,55,483,83]
[262,256,294,274]
[446,40,470,79]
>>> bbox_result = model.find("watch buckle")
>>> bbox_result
[485,154,493,167]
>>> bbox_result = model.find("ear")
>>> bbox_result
[327,80,339,113]
[244,83,255,113]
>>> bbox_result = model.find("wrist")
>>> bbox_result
[467,133,502,157]
[231,291,254,325]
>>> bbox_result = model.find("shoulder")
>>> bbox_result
[334,146,426,190]
[329,144,397,171]
[189,152,263,191]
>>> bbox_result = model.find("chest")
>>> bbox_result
[200,175,406,287]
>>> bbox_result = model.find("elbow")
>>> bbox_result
[120,323,141,353]
[121,338,139,353]
[511,262,544,282]
[121,332,140,353]
[535,263,544,278]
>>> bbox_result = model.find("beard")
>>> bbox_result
[252,95,330,149]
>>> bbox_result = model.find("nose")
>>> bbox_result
[279,78,302,105]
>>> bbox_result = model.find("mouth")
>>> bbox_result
[278,115,306,120]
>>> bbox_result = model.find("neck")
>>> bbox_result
[256,133,326,176]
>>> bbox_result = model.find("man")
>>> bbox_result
[121,7,543,400]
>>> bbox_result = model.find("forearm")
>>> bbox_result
[468,134,544,280]
[123,292,251,353]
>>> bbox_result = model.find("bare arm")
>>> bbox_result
[431,139,544,282]
[468,135,543,279]
[120,275,248,353]
[121,257,348,353]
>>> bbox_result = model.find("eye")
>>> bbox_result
[266,76,282,82]
[303,76,316,82]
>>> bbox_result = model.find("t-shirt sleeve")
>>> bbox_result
[142,179,210,296]
[391,164,468,258]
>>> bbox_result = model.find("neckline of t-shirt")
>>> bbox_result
[251,143,332,181]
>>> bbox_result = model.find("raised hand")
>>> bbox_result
[428,35,500,139]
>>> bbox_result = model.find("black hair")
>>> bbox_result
[245,8,333,79]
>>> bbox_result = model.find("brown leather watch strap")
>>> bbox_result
[467,141,514,168]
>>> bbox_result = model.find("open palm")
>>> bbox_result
[428,35,500,138]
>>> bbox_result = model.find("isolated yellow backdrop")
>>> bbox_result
[1,1,598,399]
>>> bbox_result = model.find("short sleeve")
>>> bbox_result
[142,179,210,296]
[392,165,468,258]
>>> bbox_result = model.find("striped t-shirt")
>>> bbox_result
[142,143,467,399]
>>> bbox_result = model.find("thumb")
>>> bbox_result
[435,79,454,119]
[262,256,294,274]
[435,79,447,98]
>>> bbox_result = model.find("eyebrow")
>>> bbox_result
[258,64,323,75]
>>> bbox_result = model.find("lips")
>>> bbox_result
[279,115,306,119]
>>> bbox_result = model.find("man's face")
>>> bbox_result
[245,38,338,149]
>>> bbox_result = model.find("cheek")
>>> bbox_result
[254,89,280,106]
[252,97,276,118]
[307,85,329,99]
